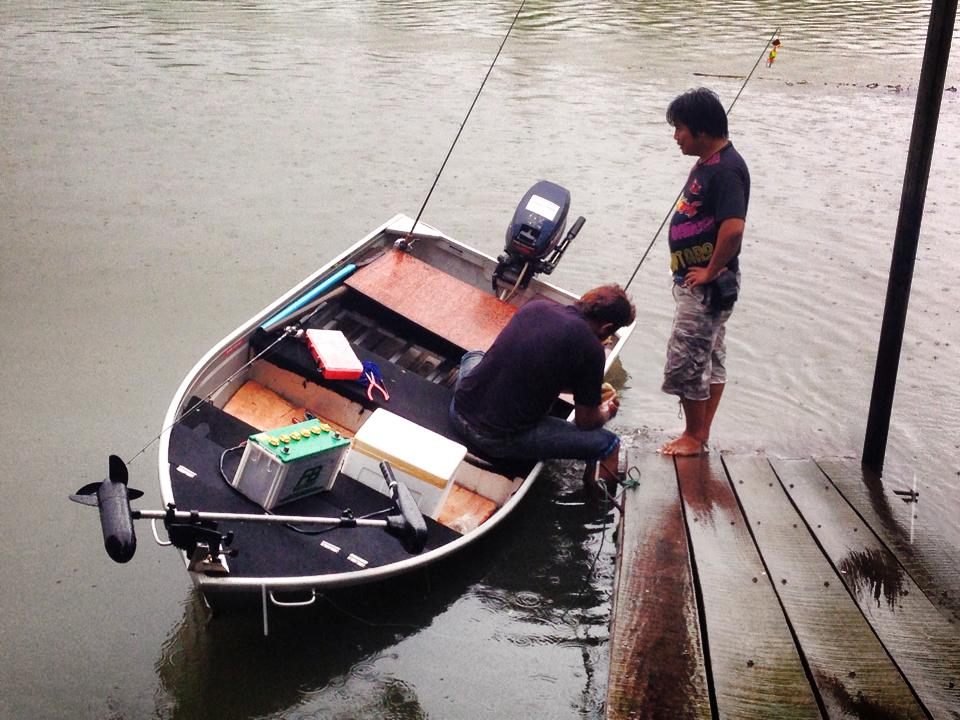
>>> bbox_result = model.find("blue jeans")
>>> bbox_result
[449,351,619,462]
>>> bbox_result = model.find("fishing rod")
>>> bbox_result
[397,0,526,249]
[623,26,781,291]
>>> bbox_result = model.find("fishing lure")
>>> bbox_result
[767,38,782,67]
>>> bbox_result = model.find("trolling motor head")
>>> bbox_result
[69,455,143,563]
[380,461,428,554]
[493,180,585,296]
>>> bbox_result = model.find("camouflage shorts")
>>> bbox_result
[661,279,736,401]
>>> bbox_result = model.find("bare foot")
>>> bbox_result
[658,434,707,456]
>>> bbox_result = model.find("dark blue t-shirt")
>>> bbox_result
[453,301,605,435]
[669,142,750,281]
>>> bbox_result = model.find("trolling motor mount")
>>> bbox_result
[493,180,585,295]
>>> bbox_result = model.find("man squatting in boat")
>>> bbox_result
[659,87,751,456]
[449,285,636,487]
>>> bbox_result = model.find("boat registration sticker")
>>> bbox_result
[347,553,368,568]
[526,194,560,221]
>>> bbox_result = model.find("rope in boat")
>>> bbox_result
[399,0,526,248]
[623,26,781,292]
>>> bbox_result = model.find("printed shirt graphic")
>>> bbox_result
[668,143,750,280]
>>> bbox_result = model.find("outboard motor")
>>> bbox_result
[493,180,585,298]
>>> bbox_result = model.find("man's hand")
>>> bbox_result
[683,217,744,288]
[575,391,619,429]
[682,266,714,288]
[602,395,620,421]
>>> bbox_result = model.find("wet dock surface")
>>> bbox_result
[606,453,960,720]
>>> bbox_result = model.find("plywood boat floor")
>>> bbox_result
[224,379,353,437]
[169,399,459,579]
[223,379,309,430]
[345,249,518,353]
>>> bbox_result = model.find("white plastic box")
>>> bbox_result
[341,408,466,519]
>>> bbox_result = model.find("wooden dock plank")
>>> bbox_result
[723,455,927,719]
[675,455,820,719]
[816,458,960,624]
[345,249,517,352]
[606,453,711,720]
[772,458,960,719]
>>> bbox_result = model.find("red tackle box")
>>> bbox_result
[305,329,364,380]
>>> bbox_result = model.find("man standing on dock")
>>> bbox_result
[660,87,750,456]
[449,285,635,484]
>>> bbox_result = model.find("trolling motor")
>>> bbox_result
[492,180,585,298]
[70,455,429,567]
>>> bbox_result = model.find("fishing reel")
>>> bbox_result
[493,180,585,299]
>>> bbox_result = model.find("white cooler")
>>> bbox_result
[341,408,466,519]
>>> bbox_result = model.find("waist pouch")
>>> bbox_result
[706,271,739,313]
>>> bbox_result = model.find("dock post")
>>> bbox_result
[862,0,957,475]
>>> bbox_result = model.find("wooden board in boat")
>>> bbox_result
[346,249,516,352]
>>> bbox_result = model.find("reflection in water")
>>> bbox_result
[156,577,456,719]
[838,547,907,611]
[155,463,617,718]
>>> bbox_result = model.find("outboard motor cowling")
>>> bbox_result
[493,180,585,298]
[506,180,570,259]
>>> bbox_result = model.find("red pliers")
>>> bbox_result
[361,361,390,402]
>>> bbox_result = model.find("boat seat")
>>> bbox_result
[344,249,517,352]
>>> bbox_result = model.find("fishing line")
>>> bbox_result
[623,26,781,292]
[123,328,295,469]
[399,0,526,248]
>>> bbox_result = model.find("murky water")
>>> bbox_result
[1,2,958,718]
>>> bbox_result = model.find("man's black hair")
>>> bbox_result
[666,87,728,139]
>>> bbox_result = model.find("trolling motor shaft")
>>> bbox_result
[70,455,430,566]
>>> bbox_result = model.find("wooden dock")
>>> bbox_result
[605,452,960,719]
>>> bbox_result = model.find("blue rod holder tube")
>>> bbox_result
[260,263,357,330]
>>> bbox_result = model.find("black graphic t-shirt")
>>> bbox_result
[668,142,750,281]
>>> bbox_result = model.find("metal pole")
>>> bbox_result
[863,0,958,475]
